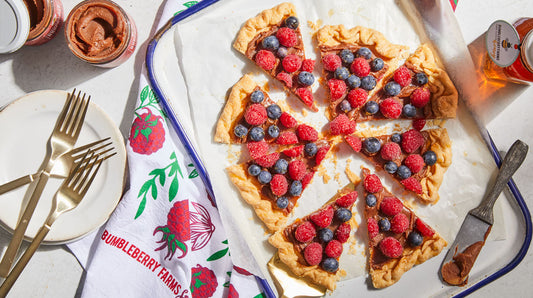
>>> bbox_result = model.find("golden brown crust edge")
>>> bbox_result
[233,2,297,54]
[419,128,453,204]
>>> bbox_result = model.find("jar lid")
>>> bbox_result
[0,0,30,54]
[522,30,533,73]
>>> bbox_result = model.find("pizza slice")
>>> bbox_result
[268,184,358,291]
[345,128,452,204]
[233,3,317,111]
[227,140,331,232]
[316,24,409,121]
[357,44,458,121]
[361,168,447,288]
[214,74,320,148]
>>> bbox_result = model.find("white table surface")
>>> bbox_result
[0,0,532,297]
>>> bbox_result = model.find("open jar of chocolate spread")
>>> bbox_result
[64,0,137,68]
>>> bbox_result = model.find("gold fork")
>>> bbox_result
[0,89,90,277]
[0,137,115,195]
[0,150,108,296]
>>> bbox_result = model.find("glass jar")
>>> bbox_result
[24,0,64,46]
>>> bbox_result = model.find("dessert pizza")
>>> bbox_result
[234,3,318,111]
[316,24,409,121]
[361,168,446,288]
[227,141,331,232]
[345,128,452,203]
[269,185,358,291]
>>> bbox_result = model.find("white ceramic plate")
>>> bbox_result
[0,90,127,244]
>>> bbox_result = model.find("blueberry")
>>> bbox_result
[397,165,412,179]
[273,159,288,174]
[356,47,372,59]
[248,164,261,176]
[262,35,279,51]
[384,161,398,174]
[366,194,377,207]
[408,231,423,246]
[346,75,361,89]
[249,127,265,141]
[402,104,417,118]
[267,104,282,119]
[334,67,350,80]
[339,100,352,112]
[339,49,354,64]
[364,137,381,154]
[276,196,289,209]
[268,125,280,138]
[414,72,428,85]
[370,58,384,72]
[285,16,299,29]
[304,143,318,157]
[257,170,272,184]
[335,208,352,222]
[233,124,248,138]
[361,75,377,90]
[384,81,401,96]
[379,218,391,231]
[277,46,288,58]
[423,150,437,166]
[321,258,339,272]
[391,133,402,143]
[318,228,334,243]
[250,90,265,103]
[298,71,315,86]
[289,180,302,196]
[365,101,379,115]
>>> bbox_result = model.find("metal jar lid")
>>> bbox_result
[0,0,30,54]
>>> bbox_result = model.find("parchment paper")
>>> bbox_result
[170,0,504,292]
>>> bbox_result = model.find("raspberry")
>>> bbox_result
[328,79,347,100]
[270,174,288,196]
[364,174,382,193]
[302,59,315,72]
[347,88,368,108]
[315,145,330,165]
[325,240,343,258]
[301,171,315,189]
[367,218,379,239]
[255,50,276,70]
[303,242,322,265]
[276,27,298,47]
[345,135,362,152]
[295,88,314,108]
[379,237,404,258]
[415,218,435,237]
[282,145,304,157]
[323,54,342,72]
[279,112,297,128]
[401,177,423,194]
[276,131,299,145]
[244,104,267,125]
[276,72,293,88]
[336,191,357,208]
[282,54,302,73]
[410,87,431,108]
[350,58,371,77]
[404,154,425,173]
[380,196,403,216]
[379,98,403,119]
[401,129,425,153]
[296,124,318,142]
[310,205,334,228]
[413,118,426,131]
[288,160,307,181]
[335,222,351,243]
[295,221,316,243]
[380,142,401,161]
[247,141,268,160]
[254,152,280,168]
[393,66,412,87]
[391,213,409,234]
[330,114,356,135]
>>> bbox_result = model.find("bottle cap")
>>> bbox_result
[0,0,30,54]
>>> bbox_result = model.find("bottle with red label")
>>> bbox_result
[483,18,533,84]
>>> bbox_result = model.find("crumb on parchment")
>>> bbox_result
[307,19,323,33]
